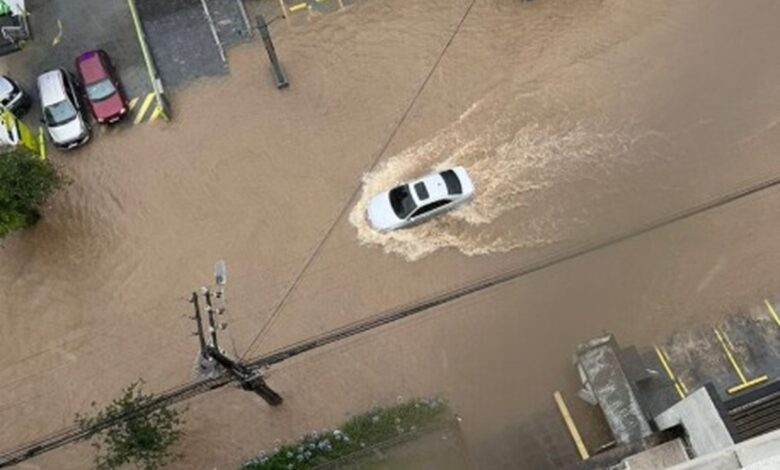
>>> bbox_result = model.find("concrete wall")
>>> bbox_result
[618,439,689,469]
[664,429,780,470]
[655,387,734,457]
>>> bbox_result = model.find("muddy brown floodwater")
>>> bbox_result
[2,0,780,468]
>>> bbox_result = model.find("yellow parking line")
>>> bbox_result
[713,327,769,394]
[553,391,589,460]
[764,299,780,327]
[134,93,155,125]
[128,97,140,111]
[654,345,686,399]
[148,106,162,123]
[52,19,63,46]
[289,2,307,12]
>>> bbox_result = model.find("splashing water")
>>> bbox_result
[349,102,631,261]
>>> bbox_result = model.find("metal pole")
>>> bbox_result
[190,292,208,359]
[203,288,219,351]
[256,15,289,88]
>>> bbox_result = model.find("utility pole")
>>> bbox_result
[256,15,289,89]
[189,261,283,407]
[189,292,208,359]
[202,287,220,352]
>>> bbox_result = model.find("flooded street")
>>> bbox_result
[2,0,780,468]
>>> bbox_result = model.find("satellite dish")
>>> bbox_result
[214,260,227,286]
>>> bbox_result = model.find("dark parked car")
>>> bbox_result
[75,50,128,124]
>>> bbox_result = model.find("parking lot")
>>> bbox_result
[0,0,163,129]
[0,0,365,143]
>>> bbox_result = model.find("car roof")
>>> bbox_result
[76,51,107,83]
[37,70,68,106]
[410,173,449,205]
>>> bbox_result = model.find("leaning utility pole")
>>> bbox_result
[256,15,289,89]
[189,261,283,406]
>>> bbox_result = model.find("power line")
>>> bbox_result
[5,169,780,467]
[238,0,480,360]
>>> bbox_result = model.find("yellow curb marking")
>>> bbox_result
[148,106,162,123]
[133,93,155,125]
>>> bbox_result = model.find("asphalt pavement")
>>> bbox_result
[136,0,252,88]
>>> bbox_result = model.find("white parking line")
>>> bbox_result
[200,0,227,64]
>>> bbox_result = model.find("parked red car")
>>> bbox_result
[75,50,127,124]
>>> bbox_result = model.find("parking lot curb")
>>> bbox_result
[126,0,172,122]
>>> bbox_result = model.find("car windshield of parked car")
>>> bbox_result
[86,78,116,102]
[44,100,78,126]
[389,185,416,219]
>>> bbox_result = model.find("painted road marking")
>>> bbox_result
[285,0,349,16]
[713,327,769,394]
[133,93,155,125]
[149,106,162,123]
[764,299,780,327]
[553,391,589,460]
[654,345,687,399]
[128,97,140,112]
[52,19,64,46]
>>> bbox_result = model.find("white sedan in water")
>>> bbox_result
[366,166,474,231]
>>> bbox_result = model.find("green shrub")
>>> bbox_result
[76,381,185,470]
[0,149,62,237]
[241,397,448,470]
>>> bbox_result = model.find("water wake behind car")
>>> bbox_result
[349,108,633,261]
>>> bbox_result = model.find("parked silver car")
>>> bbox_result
[37,69,90,149]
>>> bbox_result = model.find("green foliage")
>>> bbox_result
[76,381,185,470]
[241,397,448,470]
[0,149,62,237]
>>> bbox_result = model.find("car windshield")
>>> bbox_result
[441,169,463,195]
[389,185,417,219]
[85,78,116,102]
[44,100,78,126]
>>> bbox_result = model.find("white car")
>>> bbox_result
[37,69,90,149]
[366,166,474,231]
[0,75,30,115]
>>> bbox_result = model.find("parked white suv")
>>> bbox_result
[37,69,90,149]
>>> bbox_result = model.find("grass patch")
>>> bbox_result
[241,397,448,470]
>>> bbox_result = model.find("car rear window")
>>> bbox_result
[441,170,462,194]
[414,182,429,200]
